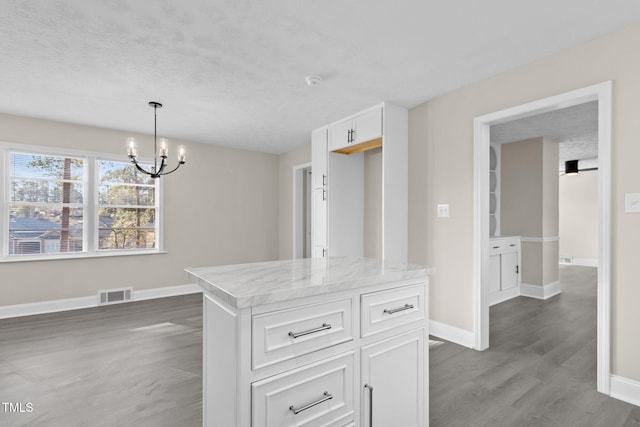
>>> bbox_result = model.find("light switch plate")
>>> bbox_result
[625,193,640,213]
[437,204,450,218]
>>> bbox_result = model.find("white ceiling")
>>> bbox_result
[491,101,599,170]
[2,1,640,154]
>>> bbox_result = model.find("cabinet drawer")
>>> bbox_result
[252,298,354,369]
[361,283,426,338]
[490,238,519,255]
[252,353,355,427]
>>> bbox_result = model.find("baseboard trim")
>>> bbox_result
[610,374,640,407]
[520,281,561,300]
[572,257,599,267]
[0,284,202,320]
[429,319,475,349]
[134,284,201,301]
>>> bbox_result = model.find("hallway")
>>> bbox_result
[429,265,640,426]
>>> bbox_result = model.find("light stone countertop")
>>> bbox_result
[185,256,429,309]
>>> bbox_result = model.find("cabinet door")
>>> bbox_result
[313,187,327,249]
[489,254,501,293]
[312,127,328,189]
[328,118,353,152]
[361,329,425,427]
[500,251,518,290]
[353,106,382,145]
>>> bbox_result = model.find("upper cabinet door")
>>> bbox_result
[328,106,383,152]
[312,127,328,189]
[352,105,382,145]
[328,118,353,152]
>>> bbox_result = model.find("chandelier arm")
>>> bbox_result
[131,159,154,176]
[158,161,184,176]
[155,157,168,176]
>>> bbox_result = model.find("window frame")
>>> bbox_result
[0,142,164,262]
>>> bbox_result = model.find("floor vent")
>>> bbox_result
[98,288,133,305]
[559,257,573,265]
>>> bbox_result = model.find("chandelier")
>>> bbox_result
[126,101,185,178]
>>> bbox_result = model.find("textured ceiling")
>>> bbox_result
[491,101,599,170]
[1,1,640,154]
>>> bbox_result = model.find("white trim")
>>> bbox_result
[0,284,201,319]
[134,284,201,301]
[568,257,599,267]
[473,81,612,394]
[520,236,560,243]
[429,319,475,349]
[610,374,640,407]
[520,281,561,300]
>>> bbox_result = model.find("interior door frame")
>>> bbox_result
[292,162,312,259]
[472,81,612,394]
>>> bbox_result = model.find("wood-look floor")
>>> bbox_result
[1,266,638,426]
[0,294,203,427]
[430,265,640,426]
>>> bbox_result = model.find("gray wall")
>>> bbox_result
[408,21,640,381]
[0,113,280,306]
[559,170,598,261]
[501,137,559,287]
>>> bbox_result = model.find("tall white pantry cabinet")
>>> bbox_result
[311,103,409,263]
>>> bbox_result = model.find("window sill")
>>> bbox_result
[0,250,168,263]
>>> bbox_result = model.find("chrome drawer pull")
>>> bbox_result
[289,391,333,415]
[288,323,332,339]
[383,304,414,315]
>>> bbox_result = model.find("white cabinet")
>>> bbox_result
[361,329,426,427]
[328,106,383,153]
[313,187,328,256]
[489,236,521,306]
[197,272,429,427]
[312,127,328,189]
[312,127,328,258]
[312,102,408,263]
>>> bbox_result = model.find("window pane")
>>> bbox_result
[98,184,155,206]
[11,153,84,180]
[99,161,155,185]
[98,207,156,250]
[9,206,84,255]
[11,179,84,204]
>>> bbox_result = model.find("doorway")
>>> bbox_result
[293,163,312,259]
[473,82,612,394]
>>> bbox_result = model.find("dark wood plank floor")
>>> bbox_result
[430,265,640,427]
[0,293,203,427]
[2,266,638,426]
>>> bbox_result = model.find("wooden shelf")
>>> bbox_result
[332,137,382,155]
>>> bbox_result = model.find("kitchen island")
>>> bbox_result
[186,256,429,427]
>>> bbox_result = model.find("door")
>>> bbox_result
[313,187,327,249]
[489,254,501,293]
[328,118,353,152]
[312,128,328,189]
[360,329,425,427]
[500,251,518,290]
[353,106,382,145]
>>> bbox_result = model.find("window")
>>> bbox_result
[1,144,161,261]
[9,152,85,256]
[97,160,157,251]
